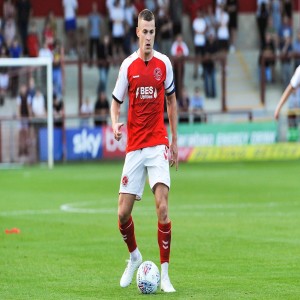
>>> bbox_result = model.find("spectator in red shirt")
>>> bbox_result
[27,20,39,57]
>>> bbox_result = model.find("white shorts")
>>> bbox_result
[119,145,170,200]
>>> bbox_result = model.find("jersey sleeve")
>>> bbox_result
[164,56,175,96]
[112,59,129,103]
[290,66,300,89]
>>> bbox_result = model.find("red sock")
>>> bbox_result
[158,221,171,264]
[119,216,137,253]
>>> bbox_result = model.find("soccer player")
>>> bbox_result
[274,65,300,119]
[110,9,178,293]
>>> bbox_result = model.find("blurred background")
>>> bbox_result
[0,0,300,165]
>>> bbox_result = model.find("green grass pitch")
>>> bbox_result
[1,161,300,299]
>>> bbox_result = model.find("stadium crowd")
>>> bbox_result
[0,0,299,121]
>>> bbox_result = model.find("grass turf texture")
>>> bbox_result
[0,161,300,300]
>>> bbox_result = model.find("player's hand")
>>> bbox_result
[113,123,124,141]
[169,143,178,171]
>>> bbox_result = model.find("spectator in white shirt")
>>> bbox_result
[193,9,206,79]
[62,0,78,55]
[171,34,189,98]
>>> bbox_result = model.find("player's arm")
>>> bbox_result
[111,99,124,141]
[274,83,294,120]
[166,92,178,170]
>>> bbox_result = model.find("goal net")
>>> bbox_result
[0,57,53,169]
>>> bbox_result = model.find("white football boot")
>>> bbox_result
[161,276,176,293]
[120,254,142,288]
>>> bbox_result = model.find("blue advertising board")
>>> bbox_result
[39,128,63,161]
[39,127,103,161]
[65,128,103,160]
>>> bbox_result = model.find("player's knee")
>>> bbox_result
[118,211,131,225]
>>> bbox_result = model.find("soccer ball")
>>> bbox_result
[136,261,160,294]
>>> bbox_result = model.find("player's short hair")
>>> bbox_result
[138,9,155,23]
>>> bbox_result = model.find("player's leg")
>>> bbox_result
[153,183,175,293]
[118,193,143,287]
[118,150,146,287]
[147,145,175,293]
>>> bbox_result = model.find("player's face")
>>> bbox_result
[137,19,155,57]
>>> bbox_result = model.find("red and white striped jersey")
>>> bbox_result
[112,50,175,153]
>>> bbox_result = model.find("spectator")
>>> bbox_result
[3,16,16,47]
[62,0,78,55]
[170,34,189,99]
[280,34,293,90]
[216,3,230,55]
[259,31,276,83]
[205,4,217,38]
[27,20,39,57]
[111,0,125,59]
[16,84,31,157]
[43,19,55,51]
[0,45,9,106]
[226,0,238,53]
[88,1,102,65]
[106,0,125,34]
[16,0,32,55]
[80,96,93,127]
[178,86,190,123]
[215,0,227,20]
[266,16,279,53]
[97,34,112,93]
[0,29,4,49]
[184,0,203,23]
[189,86,204,123]
[45,10,57,39]
[256,0,270,49]
[157,0,169,18]
[270,0,281,35]
[9,37,22,97]
[133,0,145,13]
[52,39,65,100]
[27,76,36,100]
[278,15,292,45]
[94,91,109,127]
[38,40,53,59]
[124,0,138,56]
[3,0,16,23]
[30,87,46,161]
[282,0,292,20]
[203,32,218,98]
[31,88,46,118]
[144,0,157,13]
[77,26,88,60]
[169,0,183,36]
[192,9,206,79]
[157,6,173,56]
[38,41,53,95]
[53,94,64,128]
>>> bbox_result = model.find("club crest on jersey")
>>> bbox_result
[135,87,157,99]
[122,175,129,187]
[154,68,162,81]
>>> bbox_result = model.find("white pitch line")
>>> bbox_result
[0,209,59,217]
[1,200,299,217]
[60,203,115,214]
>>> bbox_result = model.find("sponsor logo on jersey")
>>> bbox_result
[135,86,157,99]
[154,67,162,81]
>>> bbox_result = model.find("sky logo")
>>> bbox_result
[72,129,102,158]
